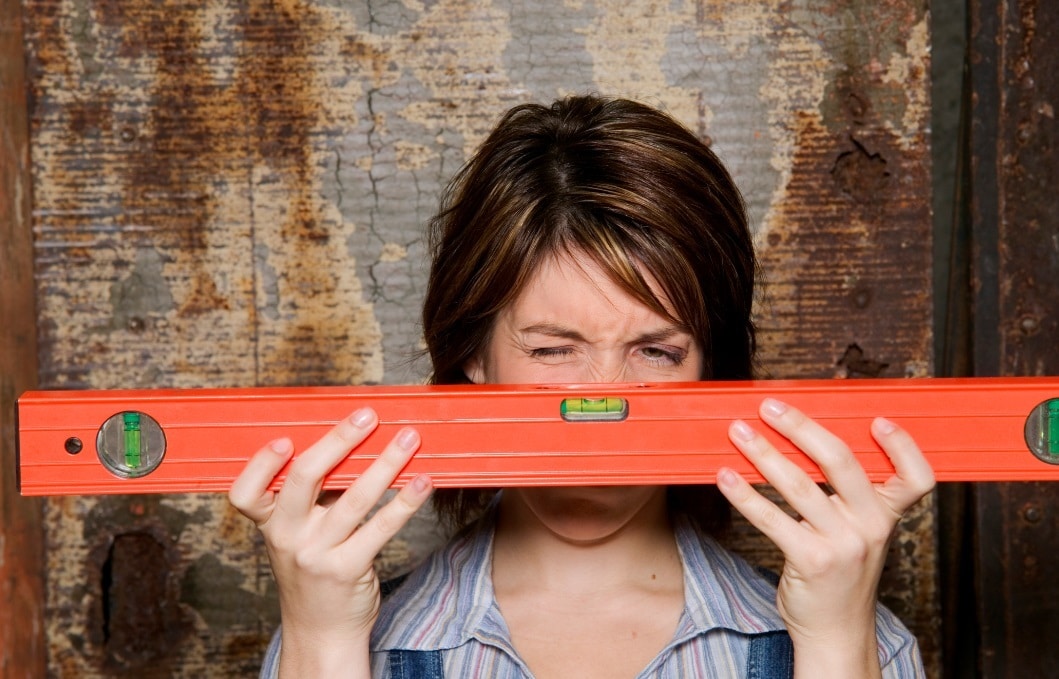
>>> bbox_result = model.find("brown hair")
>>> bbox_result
[421,95,758,533]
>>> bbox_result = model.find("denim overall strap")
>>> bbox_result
[746,630,794,679]
[382,575,445,678]
[384,629,792,678]
[387,649,445,679]
[744,567,794,679]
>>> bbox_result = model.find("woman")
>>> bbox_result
[230,95,934,678]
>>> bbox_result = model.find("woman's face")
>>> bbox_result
[465,250,703,385]
[466,249,704,543]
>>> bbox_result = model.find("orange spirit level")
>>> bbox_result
[16,377,1059,496]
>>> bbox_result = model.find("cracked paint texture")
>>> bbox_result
[25,0,936,675]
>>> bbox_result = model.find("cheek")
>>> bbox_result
[475,344,537,384]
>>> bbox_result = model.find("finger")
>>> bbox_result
[228,437,295,524]
[716,466,809,556]
[758,398,876,503]
[335,474,434,567]
[318,427,422,545]
[728,418,840,533]
[873,417,936,513]
[276,408,379,515]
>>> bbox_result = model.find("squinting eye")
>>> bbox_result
[640,346,686,365]
[529,347,573,358]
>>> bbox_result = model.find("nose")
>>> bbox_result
[582,353,629,384]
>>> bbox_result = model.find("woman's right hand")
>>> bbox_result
[228,407,433,675]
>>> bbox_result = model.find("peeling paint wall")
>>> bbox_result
[24,1,937,676]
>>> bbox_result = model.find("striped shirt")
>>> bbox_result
[261,511,925,677]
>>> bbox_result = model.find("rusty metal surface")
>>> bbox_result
[993,0,1059,375]
[22,1,938,675]
[974,482,1059,677]
[0,0,46,676]
[969,0,1059,675]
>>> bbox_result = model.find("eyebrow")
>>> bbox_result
[519,323,692,344]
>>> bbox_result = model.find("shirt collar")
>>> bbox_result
[673,514,786,636]
[372,508,786,654]
[372,509,516,653]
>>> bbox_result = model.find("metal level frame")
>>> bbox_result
[16,377,1059,496]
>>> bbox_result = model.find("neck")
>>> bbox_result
[491,487,681,595]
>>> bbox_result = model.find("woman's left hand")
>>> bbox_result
[716,398,935,678]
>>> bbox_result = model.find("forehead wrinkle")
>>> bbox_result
[504,252,694,346]
[518,323,586,342]
[518,322,692,347]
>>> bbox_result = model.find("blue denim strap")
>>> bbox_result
[387,649,445,679]
[387,638,792,679]
[744,566,793,679]
[746,630,794,679]
[382,576,445,678]
[386,630,791,678]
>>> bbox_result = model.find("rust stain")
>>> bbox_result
[66,99,114,139]
[830,136,892,204]
[812,6,930,145]
[240,1,316,188]
[239,1,387,387]
[341,33,394,85]
[834,342,891,378]
[98,532,190,671]
[756,108,931,380]
[100,2,245,251]
[178,270,231,317]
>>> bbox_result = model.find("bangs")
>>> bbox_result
[552,211,705,344]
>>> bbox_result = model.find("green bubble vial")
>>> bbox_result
[97,410,166,478]
[1050,399,1059,456]
[1025,398,1059,464]
[560,397,628,422]
[123,411,142,469]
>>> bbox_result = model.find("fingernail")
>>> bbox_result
[730,419,756,442]
[874,417,897,435]
[396,427,419,451]
[270,438,292,454]
[350,408,375,428]
[761,398,787,417]
[717,467,739,489]
[411,474,432,493]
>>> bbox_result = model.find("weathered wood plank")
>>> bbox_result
[23,1,937,675]
[0,0,46,675]
[732,5,937,666]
